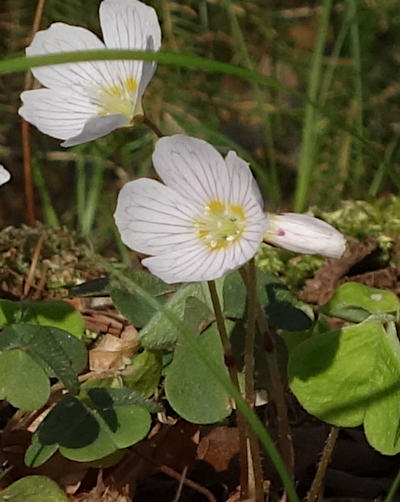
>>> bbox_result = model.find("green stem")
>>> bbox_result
[384,466,400,502]
[104,261,299,501]
[32,159,59,228]
[81,157,106,236]
[293,0,333,212]
[207,280,249,498]
[76,156,86,234]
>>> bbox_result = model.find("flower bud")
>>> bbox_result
[264,212,346,259]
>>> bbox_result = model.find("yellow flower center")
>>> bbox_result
[97,76,138,118]
[194,200,247,250]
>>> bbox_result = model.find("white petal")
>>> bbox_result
[265,213,346,258]
[99,0,161,104]
[142,246,228,284]
[0,165,11,186]
[26,23,116,90]
[225,150,264,208]
[114,178,198,255]
[61,114,128,147]
[19,88,98,141]
[152,135,231,209]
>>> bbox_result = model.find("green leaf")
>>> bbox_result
[32,390,152,463]
[25,437,58,468]
[0,350,50,410]
[320,282,400,322]
[140,284,206,350]
[0,476,68,502]
[0,300,84,338]
[122,350,163,397]
[223,270,312,331]
[165,322,232,424]
[87,387,162,414]
[111,270,175,329]
[0,324,87,394]
[289,320,400,454]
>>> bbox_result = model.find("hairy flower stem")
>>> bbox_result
[257,307,295,478]
[242,260,265,501]
[307,426,339,502]
[207,280,249,498]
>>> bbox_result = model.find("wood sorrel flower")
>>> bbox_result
[18,0,161,147]
[0,166,10,186]
[114,135,269,283]
[264,212,346,259]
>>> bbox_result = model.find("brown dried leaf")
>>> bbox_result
[89,326,139,372]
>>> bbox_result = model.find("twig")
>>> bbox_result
[23,230,46,298]
[21,0,47,226]
[160,464,217,502]
[171,466,188,502]
[307,426,339,502]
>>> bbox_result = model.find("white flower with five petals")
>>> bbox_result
[114,135,269,283]
[19,0,161,147]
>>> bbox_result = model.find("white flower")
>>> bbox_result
[264,212,346,259]
[19,0,161,147]
[114,135,269,284]
[0,165,11,186]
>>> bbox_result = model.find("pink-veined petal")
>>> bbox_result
[152,135,231,209]
[99,0,161,105]
[114,178,198,256]
[19,88,98,141]
[0,165,11,186]
[26,23,116,90]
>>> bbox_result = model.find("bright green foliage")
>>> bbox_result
[165,319,231,424]
[122,350,163,397]
[0,299,84,338]
[26,388,154,465]
[0,350,50,410]
[289,320,400,454]
[0,324,87,394]
[139,283,207,350]
[320,282,400,322]
[0,476,68,502]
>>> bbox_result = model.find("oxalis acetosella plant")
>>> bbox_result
[2,0,399,501]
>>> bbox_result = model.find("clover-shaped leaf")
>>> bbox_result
[289,319,400,455]
[0,476,68,502]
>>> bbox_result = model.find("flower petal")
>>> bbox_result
[265,212,346,258]
[114,178,198,256]
[152,135,232,209]
[225,150,264,208]
[61,114,128,147]
[19,88,98,141]
[0,165,11,186]
[26,23,114,90]
[142,246,226,284]
[99,0,161,104]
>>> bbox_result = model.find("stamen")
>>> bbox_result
[95,76,138,118]
[194,200,247,250]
